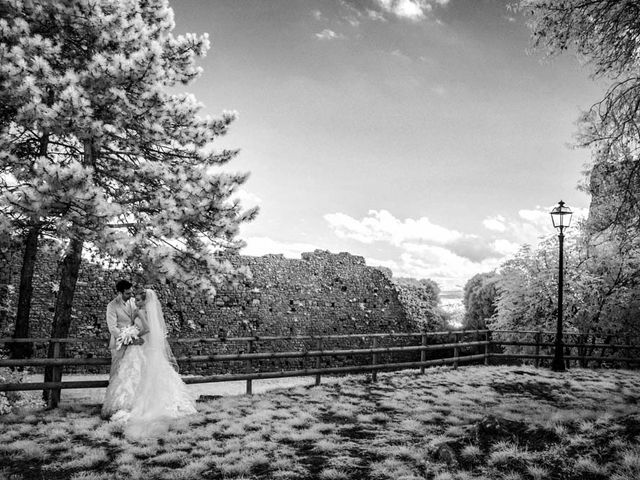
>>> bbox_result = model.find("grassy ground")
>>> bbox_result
[1,365,640,480]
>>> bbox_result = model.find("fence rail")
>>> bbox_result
[0,340,490,367]
[1,328,638,408]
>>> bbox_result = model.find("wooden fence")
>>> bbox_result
[490,329,640,368]
[1,329,638,408]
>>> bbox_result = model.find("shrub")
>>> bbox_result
[0,362,45,414]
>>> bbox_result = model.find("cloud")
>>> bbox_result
[376,0,430,21]
[390,49,412,62]
[324,205,586,291]
[343,0,450,22]
[483,205,588,246]
[446,235,502,263]
[491,238,521,257]
[315,29,345,40]
[483,214,507,232]
[324,209,463,246]
[345,16,361,27]
[324,209,515,264]
[324,209,509,290]
[366,9,387,21]
[366,245,502,291]
[241,236,320,259]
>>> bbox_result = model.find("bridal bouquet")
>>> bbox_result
[116,325,140,350]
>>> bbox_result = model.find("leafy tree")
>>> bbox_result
[491,232,640,344]
[393,277,448,331]
[518,0,640,240]
[462,272,499,330]
[0,0,256,400]
[491,243,557,333]
[514,0,640,355]
[0,0,56,358]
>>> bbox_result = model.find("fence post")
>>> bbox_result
[372,337,378,382]
[534,331,541,368]
[246,339,253,395]
[315,338,322,386]
[420,333,427,374]
[453,332,460,369]
[47,340,62,409]
[484,331,490,366]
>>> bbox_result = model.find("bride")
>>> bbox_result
[101,289,196,430]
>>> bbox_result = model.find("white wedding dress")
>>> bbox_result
[101,336,147,418]
[102,290,196,435]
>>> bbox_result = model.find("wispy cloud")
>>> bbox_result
[341,0,450,22]
[482,205,588,246]
[324,209,506,290]
[491,238,521,257]
[345,16,361,27]
[376,0,430,21]
[366,9,387,22]
[366,246,502,291]
[324,209,463,246]
[323,206,584,290]
[332,0,450,25]
[390,49,412,62]
[315,29,345,40]
[483,214,507,233]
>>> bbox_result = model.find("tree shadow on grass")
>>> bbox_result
[474,414,561,453]
[490,380,562,403]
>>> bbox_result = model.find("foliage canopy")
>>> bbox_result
[0,0,257,295]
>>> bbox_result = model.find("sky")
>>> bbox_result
[170,0,606,292]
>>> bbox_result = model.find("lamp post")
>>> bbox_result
[550,200,573,372]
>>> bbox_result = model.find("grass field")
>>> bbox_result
[1,365,639,480]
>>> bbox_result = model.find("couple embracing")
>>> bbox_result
[101,280,196,435]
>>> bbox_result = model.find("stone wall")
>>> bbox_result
[0,249,420,374]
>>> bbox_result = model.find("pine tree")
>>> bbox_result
[0,0,257,403]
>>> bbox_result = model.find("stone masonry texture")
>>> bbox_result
[0,249,425,375]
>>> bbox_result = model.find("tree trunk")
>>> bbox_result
[9,224,41,360]
[0,251,12,347]
[43,236,84,407]
[10,131,49,359]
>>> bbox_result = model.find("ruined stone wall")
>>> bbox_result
[0,249,419,374]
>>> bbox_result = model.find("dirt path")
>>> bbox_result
[25,374,316,405]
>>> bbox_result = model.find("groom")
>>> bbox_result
[106,280,142,366]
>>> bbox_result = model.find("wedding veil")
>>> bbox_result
[144,289,179,373]
[124,289,194,439]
